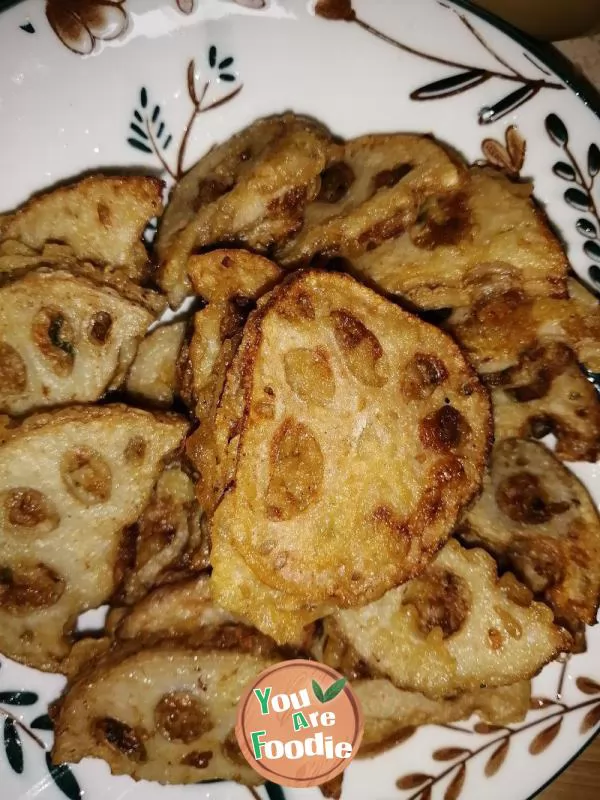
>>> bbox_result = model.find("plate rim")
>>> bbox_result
[0,0,599,798]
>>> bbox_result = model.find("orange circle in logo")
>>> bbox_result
[235,659,363,788]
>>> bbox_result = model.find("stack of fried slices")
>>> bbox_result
[0,113,598,795]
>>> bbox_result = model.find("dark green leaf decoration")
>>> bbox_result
[577,218,597,239]
[565,187,592,212]
[127,137,152,154]
[4,717,24,774]
[209,45,217,68]
[0,691,38,706]
[545,113,568,146]
[219,56,234,69]
[219,73,236,82]
[411,69,488,101]
[552,161,576,182]
[588,143,600,178]
[323,677,347,702]
[584,240,600,264]
[312,679,325,703]
[479,84,537,125]
[31,714,54,731]
[590,265,600,288]
[127,87,173,160]
[46,753,82,800]
[265,782,286,800]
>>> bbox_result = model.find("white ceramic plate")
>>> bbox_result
[1,1,600,799]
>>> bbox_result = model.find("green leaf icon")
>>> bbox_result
[312,677,347,703]
[312,679,325,703]
[323,677,347,702]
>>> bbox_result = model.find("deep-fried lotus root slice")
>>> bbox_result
[458,438,600,635]
[210,534,330,647]
[0,405,188,671]
[488,343,600,462]
[187,250,282,419]
[0,270,154,416]
[448,277,600,375]
[357,678,530,757]
[157,114,333,307]
[210,270,491,608]
[126,321,187,407]
[329,539,570,700]
[118,464,204,604]
[0,175,163,282]
[52,642,274,785]
[276,133,464,267]
[347,167,569,310]
[110,574,237,642]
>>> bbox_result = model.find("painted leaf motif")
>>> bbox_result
[140,87,148,108]
[485,739,509,777]
[590,265,600,287]
[209,45,217,68]
[529,719,562,755]
[576,218,598,239]
[411,69,488,101]
[130,123,148,140]
[127,138,153,155]
[584,241,600,263]
[323,677,347,702]
[444,764,466,800]
[31,713,54,730]
[219,73,236,82]
[506,125,526,171]
[479,85,537,125]
[312,679,325,703]
[433,747,469,761]
[581,704,600,734]
[565,187,592,212]
[234,0,267,7]
[45,753,82,800]
[545,113,569,146]
[396,773,432,790]
[314,0,356,21]
[474,722,503,733]
[577,677,600,695]
[481,139,513,173]
[4,717,23,774]
[0,691,38,706]
[552,161,576,181]
[419,789,432,800]
[176,0,195,12]
[588,143,600,177]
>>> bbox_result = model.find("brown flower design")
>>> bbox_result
[46,0,128,56]
[481,125,526,178]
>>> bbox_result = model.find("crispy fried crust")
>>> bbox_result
[329,539,571,699]
[126,322,187,407]
[0,175,163,282]
[0,405,188,671]
[210,535,330,646]
[157,115,334,306]
[356,678,530,756]
[488,343,600,462]
[0,270,154,415]
[448,277,600,375]
[52,642,273,785]
[345,167,568,309]
[458,438,600,635]
[117,464,204,605]
[210,270,491,612]
[276,133,464,268]
[187,250,282,420]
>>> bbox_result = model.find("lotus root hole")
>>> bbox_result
[61,447,112,506]
[403,568,471,639]
[283,347,335,406]
[155,692,213,743]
